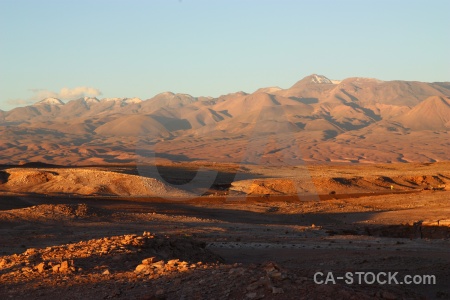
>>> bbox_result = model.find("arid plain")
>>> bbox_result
[1,75,450,299]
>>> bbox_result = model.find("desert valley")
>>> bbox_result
[1,75,450,299]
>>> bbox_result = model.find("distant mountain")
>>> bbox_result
[332,78,449,106]
[0,74,449,165]
[82,97,100,104]
[3,75,449,129]
[140,92,197,114]
[291,74,334,87]
[94,114,172,138]
[101,97,142,105]
[34,97,65,106]
[5,103,63,122]
[58,98,99,118]
[395,96,450,130]
[278,76,450,107]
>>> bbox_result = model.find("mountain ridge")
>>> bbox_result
[1,74,449,165]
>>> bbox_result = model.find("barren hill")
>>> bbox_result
[94,115,172,138]
[0,168,192,197]
[395,96,450,130]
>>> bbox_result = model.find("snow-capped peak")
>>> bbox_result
[311,74,332,84]
[155,92,176,98]
[123,97,142,104]
[101,97,124,102]
[83,97,100,104]
[35,97,65,105]
[100,97,142,104]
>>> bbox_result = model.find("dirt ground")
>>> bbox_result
[0,162,449,299]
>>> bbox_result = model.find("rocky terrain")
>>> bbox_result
[1,163,450,299]
[0,167,191,197]
[1,162,449,198]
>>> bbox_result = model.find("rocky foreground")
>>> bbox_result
[0,231,419,300]
[2,198,449,299]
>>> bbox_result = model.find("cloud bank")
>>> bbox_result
[6,98,34,107]
[4,87,103,109]
[30,86,102,101]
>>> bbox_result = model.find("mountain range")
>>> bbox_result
[1,74,449,165]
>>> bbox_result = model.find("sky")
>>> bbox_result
[0,0,449,110]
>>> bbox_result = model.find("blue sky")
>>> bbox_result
[1,0,449,110]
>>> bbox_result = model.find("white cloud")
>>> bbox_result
[6,98,34,106]
[29,86,102,101]
[3,87,103,109]
[59,87,102,99]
